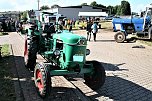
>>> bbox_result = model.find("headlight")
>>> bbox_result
[86,49,90,55]
[79,39,85,45]
[54,50,60,56]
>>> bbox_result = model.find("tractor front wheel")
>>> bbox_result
[148,26,152,40]
[114,32,126,43]
[34,63,51,98]
[84,61,105,90]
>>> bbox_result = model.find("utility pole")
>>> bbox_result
[37,0,40,10]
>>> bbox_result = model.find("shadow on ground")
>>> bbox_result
[86,62,152,101]
[0,32,8,36]
[95,39,115,42]
[10,56,152,101]
[11,56,83,101]
[88,76,152,101]
[102,62,128,71]
[67,62,152,100]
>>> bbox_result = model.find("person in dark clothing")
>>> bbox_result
[86,21,92,41]
[2,22,7,32]
[69,20,72,32]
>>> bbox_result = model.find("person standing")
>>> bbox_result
[86,20,92,41]
[91,21,98,42]
[69,20,72,32]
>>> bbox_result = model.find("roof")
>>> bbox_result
[60,5,107,10]
[78,12,108,17]
[61,6,82,8]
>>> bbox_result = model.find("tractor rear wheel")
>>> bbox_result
[34,63,51,98]
[114,32,126,43]
[24,35,38,71]
[84,61,105,90]
[24,35,28,66]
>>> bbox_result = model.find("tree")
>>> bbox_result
[51,4,60,8]
[121,0,131,15]
[97,4,107,8]
[90,1,97,7]
[116,5,122,15]
[21,11,28,21]
[81,3,87,6]
[107,5,115,15]
[40,5,50,11]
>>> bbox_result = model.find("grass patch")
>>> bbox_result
[138,40,152,46]
[0,32,8,36]
[100,21,113,31]
[0,44,16,101]
[1,44,10,57]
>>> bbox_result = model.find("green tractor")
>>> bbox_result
[24,10,106,98]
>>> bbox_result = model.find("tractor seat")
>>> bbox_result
[43,25,56,38]
[43,25,55,33]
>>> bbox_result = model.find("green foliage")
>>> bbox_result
[81,3,87,6]
[1,44,10,57]
[40,5,50,10]
[51,4,60,9]
[116,5,122,15]
[138,40,152,46]
[107,5,116,15]
[121,0,131,15]
[82,0,131,15]
[21,11,28,21]
[90,1,106,8]
[97,4,107,8]
[0,44,15,101]
[90,1,97,7]
[0,32,8,36]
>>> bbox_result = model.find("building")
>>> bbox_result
[45,5,108,20]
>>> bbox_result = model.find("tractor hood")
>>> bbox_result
[53,30,87,45]
[112,16,150,24]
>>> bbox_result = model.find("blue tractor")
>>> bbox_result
[112,6,152,43]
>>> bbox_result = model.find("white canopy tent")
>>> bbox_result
[78,12,108,17]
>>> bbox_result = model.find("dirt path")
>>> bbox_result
[9,32,88,101]
[6,30,152,101]
[73,29,152,100]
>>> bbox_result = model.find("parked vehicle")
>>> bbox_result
[112,5,152,43]
[104,16,113,20]
[24,10,106,98]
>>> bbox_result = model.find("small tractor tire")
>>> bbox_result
[34,63,51,98]
[128,37,137,43]
[84,61,105,90]
[148,26,152,40]
[114,32,126,43]
[24,37,38,71]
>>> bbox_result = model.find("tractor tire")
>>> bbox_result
[126,37,137,43]
[84,61,105,90]
[148,27,152,40]
[24,35,31,67]
[34,63,51,98]
[129,37,137,43]
[114,32,126,43]
[24,35,38,71]
[24,35,28,66]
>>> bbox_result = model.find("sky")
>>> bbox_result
[0,0,151,13]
